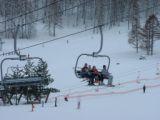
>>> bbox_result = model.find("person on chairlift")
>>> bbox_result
[87,65,94,85]
[81,63,89,78]
[90,66,100,85]
[101,65,113,86]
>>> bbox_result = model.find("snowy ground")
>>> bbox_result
[0,23,160,120]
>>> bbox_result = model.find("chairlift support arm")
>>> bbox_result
[93,25,103,56]
[13,25,21,57]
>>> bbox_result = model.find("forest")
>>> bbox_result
[0,0,160,54]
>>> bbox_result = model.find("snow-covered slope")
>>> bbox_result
[0,23,160,120]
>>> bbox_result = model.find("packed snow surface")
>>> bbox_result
[0,24,160,120]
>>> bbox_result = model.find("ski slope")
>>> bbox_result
[0,23,160,120]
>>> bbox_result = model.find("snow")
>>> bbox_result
[0,23,160,120]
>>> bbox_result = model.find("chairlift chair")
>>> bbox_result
[75,53,110,79]
[74,25,112,84]
[0,25,53,105]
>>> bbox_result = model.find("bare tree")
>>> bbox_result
[44,0,62,36]
[144,15,159,55]
[0,0,35,38]
[128,0,140,53]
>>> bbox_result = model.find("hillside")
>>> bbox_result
[0,23,160,120]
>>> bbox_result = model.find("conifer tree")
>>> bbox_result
[35,60,54,85]
[24,60,36,77]
[10,66,24,78]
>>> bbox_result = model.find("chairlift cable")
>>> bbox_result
[0,3,160,57]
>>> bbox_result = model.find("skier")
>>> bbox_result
[143,85,146,93]
[64,96,68,102]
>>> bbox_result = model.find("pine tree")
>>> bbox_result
[10,66,24,78]
[35,60,54,85]
[24,60,36,77]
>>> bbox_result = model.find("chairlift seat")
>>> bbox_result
[2,76,44,86]
[76,70,86,78]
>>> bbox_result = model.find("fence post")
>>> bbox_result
[77,98,81,110]
[156,62,160,75]
[42,100,44,107]
[136,71,141,83]
[31,102,35,112]
[55,97,57,107]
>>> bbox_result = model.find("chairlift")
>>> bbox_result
[74,25,111,81]
[0,25,53,105]
[1,56,44,84]
[75,54,110,78]
[0,25,45,85]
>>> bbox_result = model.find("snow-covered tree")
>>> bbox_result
[34,60,54,85]
[10,66,24,78]
[24,60,36,77]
